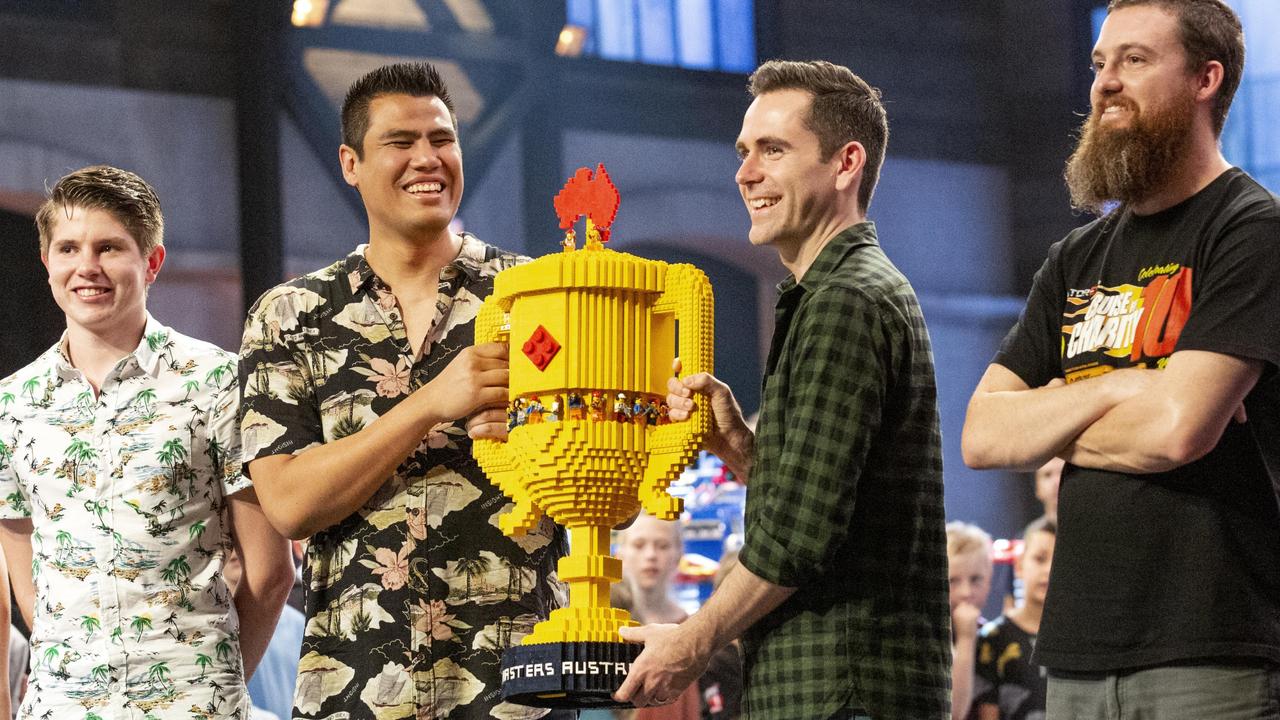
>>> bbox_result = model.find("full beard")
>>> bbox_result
[1064,92,1196,215]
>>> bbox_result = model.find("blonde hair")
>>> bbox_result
[946,521,993,560]
[615,512,683,552]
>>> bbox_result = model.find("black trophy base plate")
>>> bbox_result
[500,641,643,709]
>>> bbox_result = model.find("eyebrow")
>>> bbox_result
[378,129,421,141]
[736,135,794,152]
[1093,41,1158,58]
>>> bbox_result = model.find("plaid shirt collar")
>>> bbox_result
[777,221,881,296]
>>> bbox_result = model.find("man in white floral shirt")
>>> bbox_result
[239,63,570,719]
[0,165,295,720]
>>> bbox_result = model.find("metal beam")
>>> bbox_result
[232,0,289,313]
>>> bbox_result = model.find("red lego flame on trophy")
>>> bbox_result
[554,163,620,251]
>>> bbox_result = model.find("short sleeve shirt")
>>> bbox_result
[973,615,1046,720]
[238,235,568,720]
[0,316,250,719]
[995,169,1280,671]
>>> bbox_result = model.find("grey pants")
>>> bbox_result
[1047,663,1280,720]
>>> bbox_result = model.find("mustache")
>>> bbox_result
[1090,96,1138,122]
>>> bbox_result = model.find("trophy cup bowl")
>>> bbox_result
[473,230,713,709]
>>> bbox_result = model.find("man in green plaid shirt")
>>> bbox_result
[614,60,951,719]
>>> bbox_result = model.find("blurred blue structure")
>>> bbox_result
[566,0,755,72]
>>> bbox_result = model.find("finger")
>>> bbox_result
[472,355,511,372]
[618,625,646,643]
[467,421,508,441]
[671,357,683,376]
[614,669,641,703]
[665,392,695,410]
[473,341,509,359]
[473,387,509,409]
[467,407,507,426]
[1234,403,1248,424]
[474,369,510,390]
[666,375,690,397]
[679,372,715,392]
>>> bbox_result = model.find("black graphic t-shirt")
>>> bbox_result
[973,615,1045,720]
[995,168,1280,672]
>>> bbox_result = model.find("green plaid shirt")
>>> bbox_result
[737,223,951,719]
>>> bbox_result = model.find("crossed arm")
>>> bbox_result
[962,350,1261,473]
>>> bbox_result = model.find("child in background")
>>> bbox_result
[972,517,1056,720]
[947,521,994,720]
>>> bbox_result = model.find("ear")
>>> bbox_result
[1195,59,1225,104]
[145,244,166,284]
[338,144,361,188]
[832,140,867,193]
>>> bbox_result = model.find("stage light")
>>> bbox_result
[291,0,328,28]
[555,25,587,57]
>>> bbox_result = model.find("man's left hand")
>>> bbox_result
[613,623,709,707]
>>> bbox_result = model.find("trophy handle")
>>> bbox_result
[639,264,715,519]
[473,296,545,536]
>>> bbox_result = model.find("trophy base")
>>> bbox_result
[500,641,643,709]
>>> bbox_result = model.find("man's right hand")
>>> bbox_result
[666,359,754,480]
[424,341,510,423]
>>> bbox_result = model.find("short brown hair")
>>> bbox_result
[1024,515,1057,539]
[1107,0,1244,136]
[35,165,164,255]
[341,62,457,158]
[748,60,889,213]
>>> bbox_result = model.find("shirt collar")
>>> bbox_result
[777,222,880,295]
[52,313,168,380]
[344,233,488,295]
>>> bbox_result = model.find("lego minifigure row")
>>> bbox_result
[507,390,671,431]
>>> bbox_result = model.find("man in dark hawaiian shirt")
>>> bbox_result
[238,63,569,719]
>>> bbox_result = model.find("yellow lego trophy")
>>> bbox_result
[473,164,713,708]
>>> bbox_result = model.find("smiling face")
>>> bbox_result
[42,206,164,345]
[1089,5,1197,133]
[1066,4,1203,211]
[340,93,463,245]
[734,88,842,252]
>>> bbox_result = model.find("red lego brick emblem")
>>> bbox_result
[522,326,560,371]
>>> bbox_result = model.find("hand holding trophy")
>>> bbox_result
[472,164,714,709]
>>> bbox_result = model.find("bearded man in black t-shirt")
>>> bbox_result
[962,1,1280,717]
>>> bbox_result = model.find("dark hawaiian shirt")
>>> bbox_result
[737,223,951,719]
[238,235,568,720]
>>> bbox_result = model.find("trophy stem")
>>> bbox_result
[566,525,615,609]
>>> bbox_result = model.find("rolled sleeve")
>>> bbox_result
[739,286,888,588]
